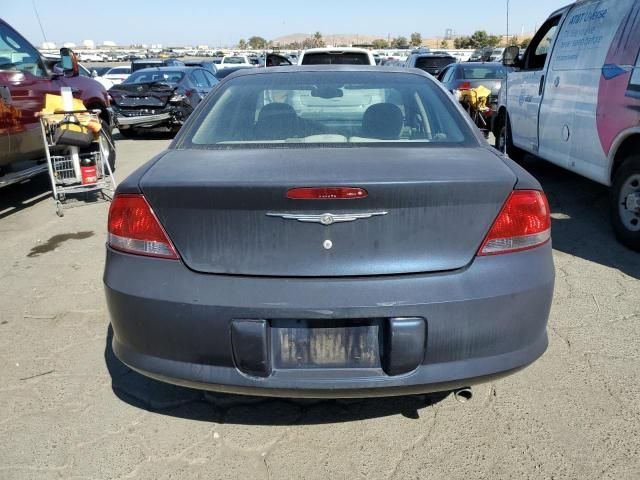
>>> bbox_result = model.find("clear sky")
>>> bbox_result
[4,0,570,47]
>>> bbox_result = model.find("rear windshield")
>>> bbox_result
[186,71,474,148]
[224,56,245,64]
[462,66,507,79]
[415,57,455,70]
[302,52,371,65]
[124,70,184,84]
[132,62,163,71]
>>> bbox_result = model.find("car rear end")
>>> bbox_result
[105,67,554,397]
[413,55,457,76]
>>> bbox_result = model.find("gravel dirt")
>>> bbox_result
[0,134,638,479]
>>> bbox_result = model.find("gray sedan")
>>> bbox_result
[104,66,554,398]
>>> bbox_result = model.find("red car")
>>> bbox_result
[0,18,115,188]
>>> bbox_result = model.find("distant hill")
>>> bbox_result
[271,33,382,46]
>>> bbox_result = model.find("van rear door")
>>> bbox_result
[505,13,564,153]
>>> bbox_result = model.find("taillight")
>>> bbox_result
[458,81,472,90]
[287,187,368,200]
[478,190,551,256]
[108,194,179,259]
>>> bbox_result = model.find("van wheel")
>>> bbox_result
[495,113,524,162]
[610,155,640,251]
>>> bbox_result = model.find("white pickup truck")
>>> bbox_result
[298,48,376,66]
[217,55,252,70]
[495,0,640,250]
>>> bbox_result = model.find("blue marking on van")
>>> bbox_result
[602,64,627,80]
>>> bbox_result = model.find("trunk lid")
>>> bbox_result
[109,82,176,108]
[140,147,516,277]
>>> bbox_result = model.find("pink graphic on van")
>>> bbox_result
[596,2,640,156]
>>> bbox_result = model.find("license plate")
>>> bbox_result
[271,319,381,369]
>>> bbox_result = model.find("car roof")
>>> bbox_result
[221,64,433,80]
[131,66,194,73]
[413,53,456,59]
[457,62,505,68]
[132,58,177,63]
[302,47,371,54]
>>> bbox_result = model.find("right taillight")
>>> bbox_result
[108,194,179,259]
[478,190,551,256]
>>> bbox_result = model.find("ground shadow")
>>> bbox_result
[0,174,52,220]
[520,155,640,279]
[114,130,176,141]
[105,325,449,425]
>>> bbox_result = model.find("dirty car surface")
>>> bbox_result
[104,66,555,398]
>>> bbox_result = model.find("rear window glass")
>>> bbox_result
[301,52,371,65]
[224,57,245,64]
[124,70,184,84]
[187,71,473,147]
[415,57,455,70]
[462,66,507,79]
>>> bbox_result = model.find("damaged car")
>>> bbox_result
[109,66,218,137]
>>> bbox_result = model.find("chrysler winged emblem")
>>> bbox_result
[266,211,388,225]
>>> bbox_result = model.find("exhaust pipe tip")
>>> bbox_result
[454,387,473,403]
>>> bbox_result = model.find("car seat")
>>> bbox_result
[255,103,299,140]
[362,103,404,140]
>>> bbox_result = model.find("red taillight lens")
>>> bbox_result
[458,81,472,90]
[478,190,551,256]
[108,194,179,259]
[287,187,368,200]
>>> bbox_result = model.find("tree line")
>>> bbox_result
[236,31,531,50]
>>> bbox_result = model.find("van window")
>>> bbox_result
[523,15,561,70]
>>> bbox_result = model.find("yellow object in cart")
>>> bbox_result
[460,85,492,112]
[40,94,102,133]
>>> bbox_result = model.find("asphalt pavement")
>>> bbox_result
[0,134,638,479]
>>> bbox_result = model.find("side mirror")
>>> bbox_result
[503,46,520,67]
[91,69,98,78]
[60,48,79,77]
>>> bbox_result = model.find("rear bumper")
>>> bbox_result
[104,244,555,398]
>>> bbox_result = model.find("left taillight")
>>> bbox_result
[108,194,179,259]
[478,190,551,256]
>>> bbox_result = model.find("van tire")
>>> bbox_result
[494,112,524,162]
[610,155,640,251]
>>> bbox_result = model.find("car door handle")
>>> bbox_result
[538,75,545,96]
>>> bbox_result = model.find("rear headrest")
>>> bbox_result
[255,103,298,140]
[362,103,404,140]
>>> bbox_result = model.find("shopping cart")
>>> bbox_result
[459,85,492,137]
[37,109,117,217]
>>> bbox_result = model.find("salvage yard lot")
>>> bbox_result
[0,135,639,479]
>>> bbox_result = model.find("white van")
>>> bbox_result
[494,0,640,250]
